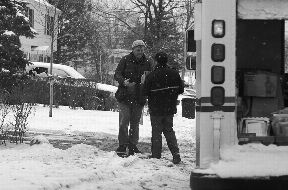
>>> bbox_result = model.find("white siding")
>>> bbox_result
[20,0,61,62]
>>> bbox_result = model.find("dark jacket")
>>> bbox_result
[114,52,152,106]
[143,64,184,116]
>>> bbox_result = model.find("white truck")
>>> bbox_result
[186,0,288,189]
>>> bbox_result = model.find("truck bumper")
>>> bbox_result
[190,171,288,190]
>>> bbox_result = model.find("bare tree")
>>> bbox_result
[89,0,142,82]
[183,0,196,30]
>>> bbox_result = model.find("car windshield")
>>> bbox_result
[52,68,69,78]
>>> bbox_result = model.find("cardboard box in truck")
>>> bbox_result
[244,72,277,97]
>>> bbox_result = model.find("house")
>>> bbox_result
[19,0,61,63]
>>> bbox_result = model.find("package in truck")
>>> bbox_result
[244,72,277,97]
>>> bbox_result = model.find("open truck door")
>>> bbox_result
[189,0,288,189]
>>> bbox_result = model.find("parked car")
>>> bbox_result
[25,62,117,110]
[26,62,85,79]
[26,62,117,93]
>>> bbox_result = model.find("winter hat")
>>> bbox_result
[132,40,146,49]
[154,52,168,65]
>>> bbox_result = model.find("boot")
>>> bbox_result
[128,144,141,155]
[116,145,127,157]
[148,154,160,159]
[150,154,161,159]
[172,153,181,164]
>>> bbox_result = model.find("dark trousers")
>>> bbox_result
[150,115,179,158]
[118,102,143,146]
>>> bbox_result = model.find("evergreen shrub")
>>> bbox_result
[0,75,118,111]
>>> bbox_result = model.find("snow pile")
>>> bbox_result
[194,143,288,178]
[3,30,15,36]
[96,83,118,93]
[30,135,49,145]
[0,143,190,190]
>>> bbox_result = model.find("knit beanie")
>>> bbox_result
[154,52,168,65]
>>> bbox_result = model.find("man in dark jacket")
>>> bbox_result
[114,40,152,156]
[143,52,184,164]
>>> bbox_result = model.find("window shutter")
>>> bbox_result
[29,9,34,28]
[45,15,47,35]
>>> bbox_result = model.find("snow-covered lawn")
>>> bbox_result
[4,101,288,190]
[0,104,196,190]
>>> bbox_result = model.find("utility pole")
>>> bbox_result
[49,2,59,117]
[49,16,55,117]
[99,54,102,82]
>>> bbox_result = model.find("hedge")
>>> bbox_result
[0,74,118,111]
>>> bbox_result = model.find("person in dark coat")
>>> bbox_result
[143,52,184,164]
[114,40,152,156]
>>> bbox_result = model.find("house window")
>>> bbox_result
[39,55,44,62]
[25,7,34,28]
[46,56,51,63]
[45,15,54,36]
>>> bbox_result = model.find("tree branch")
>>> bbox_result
[91,5,141,36]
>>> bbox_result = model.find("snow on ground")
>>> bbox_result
[4,96,288,189]
[195,143,288,178]
[26,103,195,143]
[0,103,195,190]
[0,143,189,190]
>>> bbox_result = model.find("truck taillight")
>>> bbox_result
[211,43,225,62]
[211,87,225,106]
[211,66,225,84]
[212,20,225,38]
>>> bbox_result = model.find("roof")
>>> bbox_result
[23,0,61,13]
